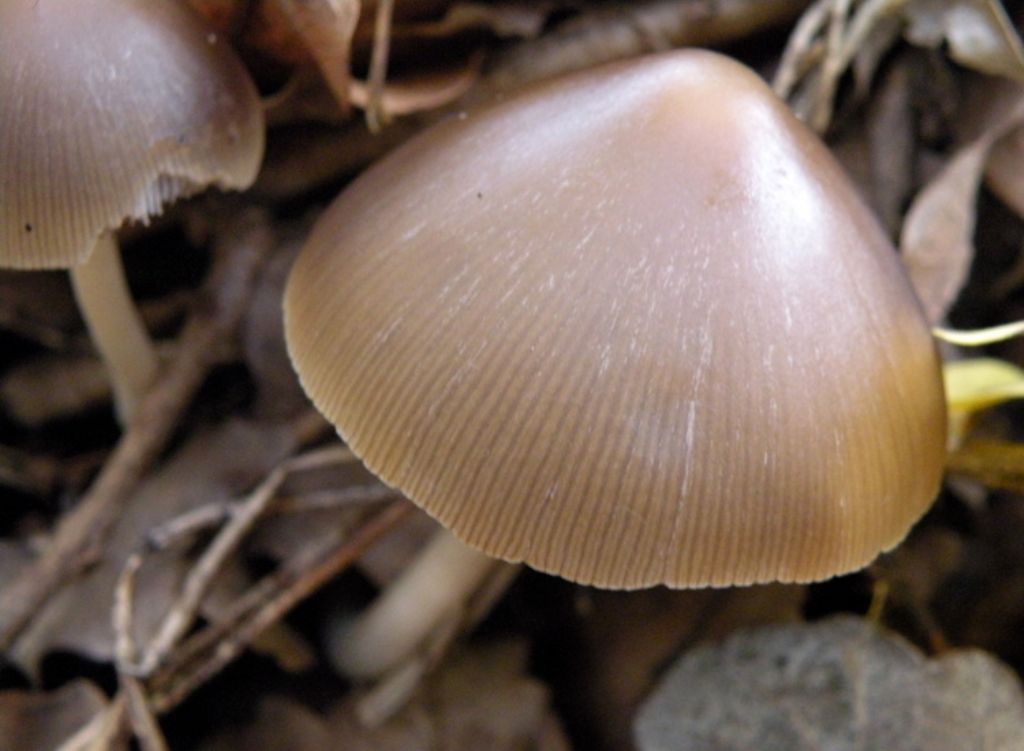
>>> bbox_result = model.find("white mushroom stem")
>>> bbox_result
[330,528,499,680]
[69,230,159,424]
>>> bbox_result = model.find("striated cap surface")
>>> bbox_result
[0,0,264,269]
[285,50,947,588]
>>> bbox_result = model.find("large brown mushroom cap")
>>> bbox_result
[0,0,264,269]
[285,50,947,589]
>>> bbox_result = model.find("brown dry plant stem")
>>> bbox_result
[113,550,168,751]
[0,208,275,650]
[366,0,395,131]
[100,478,407,749]
[112,543,167,751]
[140,445,355,673]
[148,500,413,713]
[773,0,910,131]
[119,676,169,751]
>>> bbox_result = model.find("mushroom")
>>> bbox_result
[0,0,264,422]
[285,50,946,676]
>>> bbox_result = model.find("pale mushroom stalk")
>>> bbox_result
[1,0,264,426]
[330,527,499,679]
[69,231,159,422]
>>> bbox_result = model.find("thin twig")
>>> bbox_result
[0,208,275,649]
[145,505,234,551]
[774,0,831,97]
[112,552,169,749]
[119,678,169,751]
[774,0,910,128]
[274,484,397,513]
[366,0,395,132]
[113,552,144,671]
[141,445,356,671]
[144,478,387,550]
[128,479,395,684]
[140,470,284,670]
[150,500,413,713]
[57,695,129,751]
[808,0,853,131]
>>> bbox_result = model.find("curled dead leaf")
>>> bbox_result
[273,0,361,111]
[904,0,1024,82]
[900,138,990,322]
[777,0,1024,131]
[901,81,1024,322]
[970,77,1024,217]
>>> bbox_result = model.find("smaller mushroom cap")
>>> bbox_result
[285,50,947,589]
[0,0,264,270]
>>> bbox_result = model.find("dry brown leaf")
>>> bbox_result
[972,77,1024,216]
[635,617,1024,751]
[200,640,569,751]
[0,681,109,751]
[905,0,1024,81]
[987,127,1024,215]
[900,79,1024,322]
[901,137,992,322]
[853,12,903,97]
[866,57,915,232]
[251,0,507,120]
[273,0,361,111]
[777,0,1024,131]
[10,419,304,675]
